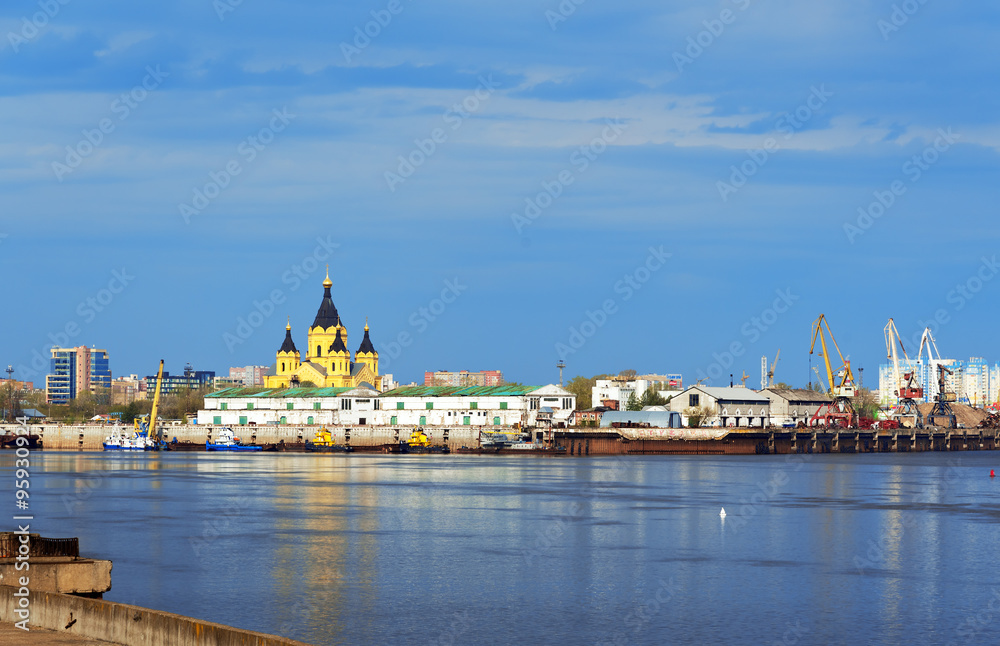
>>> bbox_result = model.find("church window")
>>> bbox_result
[281,362,285,372]
[317,345,321,357]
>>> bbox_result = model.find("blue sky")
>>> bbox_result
[2,1,998,388]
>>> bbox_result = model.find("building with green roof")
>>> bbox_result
[197,383,576,428]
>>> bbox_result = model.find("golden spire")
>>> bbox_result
[323,264,332,288]
[286,316,291,331]
[365,316,369,332]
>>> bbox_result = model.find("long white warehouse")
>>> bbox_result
[198,384,576,428]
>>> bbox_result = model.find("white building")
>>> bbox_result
[879,357,996,406]
[592,374,681,408]
[667,385,770,427]
[198,384,575,428]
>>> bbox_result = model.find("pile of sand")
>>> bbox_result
[916,403,989,428]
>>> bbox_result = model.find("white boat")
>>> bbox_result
[103,430,151,451]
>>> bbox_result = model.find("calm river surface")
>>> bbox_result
[5,451,1000,645]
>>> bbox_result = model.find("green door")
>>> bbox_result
[419,416,426,425]
[239,416,247,425]
[308,416,314,424]
[391,416,398,425]
[463,416,470,425]
[213,416,221,425]
[493,417,500,425]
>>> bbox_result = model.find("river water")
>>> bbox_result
[4,451,1000,645]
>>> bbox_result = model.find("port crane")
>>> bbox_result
[134,360,165,448]
[809,314,857,428]
[884,319,923,428]
[767,350,780,388]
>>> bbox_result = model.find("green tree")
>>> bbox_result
[564,374,612,411]
[625,392,641,411]
[3,380,20,421]
[639,387,670,408]
[565,375,593,410]
[852,387,879,421]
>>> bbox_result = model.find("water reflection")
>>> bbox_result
[1,451,996,645]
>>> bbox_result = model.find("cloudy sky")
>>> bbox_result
[2,1,998,388]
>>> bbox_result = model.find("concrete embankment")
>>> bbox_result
[0,586,311,646]
[0,423,481,451]
[5,424,998,454]
[557,427,1000,455]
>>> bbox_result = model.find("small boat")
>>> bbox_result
[164,437,204,451]
[456,431,565,455]
[0,432,42,450]
[305,428,352,453]
[206,428,262,452]
[103,429,154,451]
[390,428,449,454]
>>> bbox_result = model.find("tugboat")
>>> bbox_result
[305,428,353,453]
[391,428,449,454]
[206,428,263,452]
[102,429,151,451]
[106,359,166,452]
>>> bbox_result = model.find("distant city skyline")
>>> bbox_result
[2,3,998,390]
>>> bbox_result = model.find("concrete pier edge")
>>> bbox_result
[0,586,312,646]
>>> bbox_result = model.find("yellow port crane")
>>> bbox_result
[809,315,857,427]
[768,349,780,388]
[134,360,165,447]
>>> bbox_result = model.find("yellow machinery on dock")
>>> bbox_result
[134,360,164,448]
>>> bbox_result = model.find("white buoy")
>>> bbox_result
[719,507,727,517]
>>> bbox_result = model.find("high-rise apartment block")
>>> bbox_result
[424,370,503,387]
[46,346,111,404]
[229,365,272,386]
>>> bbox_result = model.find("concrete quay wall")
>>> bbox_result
[0,586,310,646]
[0,423,483,450]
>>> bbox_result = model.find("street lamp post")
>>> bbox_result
[5,365,14,422]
